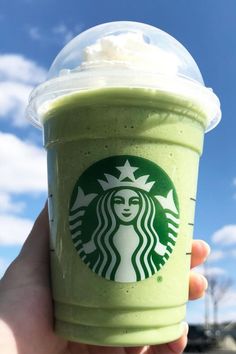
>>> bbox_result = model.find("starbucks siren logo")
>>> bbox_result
[69,155,179,282]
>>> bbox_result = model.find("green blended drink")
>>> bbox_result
[27,22,221,346]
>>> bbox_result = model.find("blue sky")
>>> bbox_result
[0,0,236,325]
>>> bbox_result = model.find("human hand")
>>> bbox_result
[0,205,210,354]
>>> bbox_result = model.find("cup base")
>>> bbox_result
[55,319,185,346]
[54,300,186,346]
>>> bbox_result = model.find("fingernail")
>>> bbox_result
[183,321,189,335]
[200,240,211,259]
[200,274,208,290]
[167,322,189,353]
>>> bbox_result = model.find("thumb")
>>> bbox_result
[19,203,50,265]
[1,203,50,290]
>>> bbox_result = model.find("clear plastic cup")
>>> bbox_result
[26,21,221,346]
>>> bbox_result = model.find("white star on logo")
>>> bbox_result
[116,160,138,181]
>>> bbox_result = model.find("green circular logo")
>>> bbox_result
[69,155,179,282]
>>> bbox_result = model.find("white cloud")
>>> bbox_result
[0,132,47,194]
[0,81,32,126]
[196,265,226,276]
[0,54,46,84]
[206,267,226,276]
[29,27,41,40]
[0,132,46,245]
[0,192,25,214]
[231,249,236,257]
[0,215,33,245]
[0,55,47,246]
[0,54,47,127]
[28,23,83,46]
[52,24,74,44]
[212,225,236,245]
[207,249,225,262]
[221,289,236,308]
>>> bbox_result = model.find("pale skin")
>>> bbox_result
[0,204,210,354]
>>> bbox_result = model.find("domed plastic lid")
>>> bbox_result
[26,21,221,131]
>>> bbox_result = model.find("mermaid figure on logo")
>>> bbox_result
[77,160,175,282]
